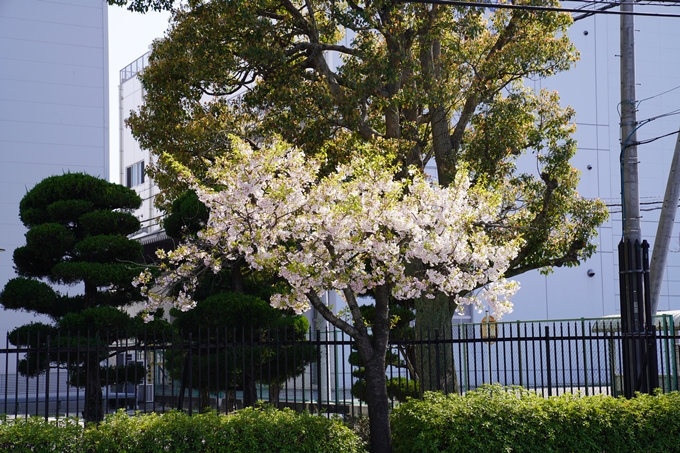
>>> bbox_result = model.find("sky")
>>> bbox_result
[108,4,171,183]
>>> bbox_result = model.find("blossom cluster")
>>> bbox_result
[137,137,522,320]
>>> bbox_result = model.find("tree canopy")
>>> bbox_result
[112,0,607,286]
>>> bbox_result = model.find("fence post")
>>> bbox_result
[545,326,552,397]
[434,329,441,389]
[177,333,193,413]
[516,321,522,388]
[461,324,468,393]
[316,330,322,414]
[669,315,679,392]
[581,318,589,396]
[44,335,50,420]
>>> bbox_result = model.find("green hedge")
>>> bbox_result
[391,384,680,453]
[0,406,364,453]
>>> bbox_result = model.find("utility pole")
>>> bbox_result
[649,133,680,314]
[618,0,658,397]
[620,0,640,236]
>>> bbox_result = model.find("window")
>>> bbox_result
[126,161,145,188]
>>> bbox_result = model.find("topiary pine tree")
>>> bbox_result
[0,173,162,423]
[162,190,315,411]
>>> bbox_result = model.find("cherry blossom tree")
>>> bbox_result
[135,137,521,453]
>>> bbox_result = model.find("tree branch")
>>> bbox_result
[306,291,360,338]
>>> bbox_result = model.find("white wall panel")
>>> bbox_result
[0,142,105,169]
[0,17,103,48]
[0,121,105,148]
[0,37,103,67]
[0,0,108,339]
[0,1,102,26]
[0,99,103,127]
[0,77,105,107]
[0,58,104,87]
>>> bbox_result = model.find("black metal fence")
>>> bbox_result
[1,315,679,420]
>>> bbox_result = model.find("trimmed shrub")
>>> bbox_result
[0,415,83,453]
[0,406,363,453]
[391,384,680,453]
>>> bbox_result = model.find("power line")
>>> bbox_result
[405,0,680,19]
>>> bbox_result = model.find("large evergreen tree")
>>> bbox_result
[109,0,608,394]
[0,173,157,423]
[163,190,315,410]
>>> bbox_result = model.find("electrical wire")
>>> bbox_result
[636,129,680,146]
[405,0,680,19]
[637,85,680,105]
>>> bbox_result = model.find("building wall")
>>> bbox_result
[507,8,680,322]
[119,51,163,236]
[0,0,109,338]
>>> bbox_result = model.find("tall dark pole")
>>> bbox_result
[618,0,658,396]
[619,0,640,398]
[620,0,640,236]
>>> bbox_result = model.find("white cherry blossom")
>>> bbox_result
[137,137,522,324]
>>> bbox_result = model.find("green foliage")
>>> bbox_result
[0,408,364,453]
[0,416,83,453]
[168,292,315,407]
[163,189,210,239]
[19,173,141,229]
[0,173,170,423]
[390,385,680,453]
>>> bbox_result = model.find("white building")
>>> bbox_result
[0,0,110,339]
[119,7,680,324]
[119,52,164,239]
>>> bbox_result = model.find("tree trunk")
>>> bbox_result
[200,388,211,412]
[224,390,237,413]
[268,381,282,407]
[414,293,459,395]
[356,340,392,453]
[83,356,103,423]
[242,373,258,408]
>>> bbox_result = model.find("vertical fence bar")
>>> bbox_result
[34,330,40,417]
[15,330,20,418]
[670,316,679,392]
[531,323,538,392]
[594,325,602,394]
[588,324,596,396]
[68,331,73,418]
[243,326,252,407]
[44,336,50,420]
[461,323,468,393]
[4,334,8,416]
[545,326,552,397]
[258,328,263,403]
[473,325,480,389]
[434,330,441,390]
[224,328,230,412]
[560,324,566,393]
[581,318,589,396]
[188,332,193,416]
[562,323,578,393]
[316,330,322,413]
[517,321,523,388]
[502,323,509,386]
